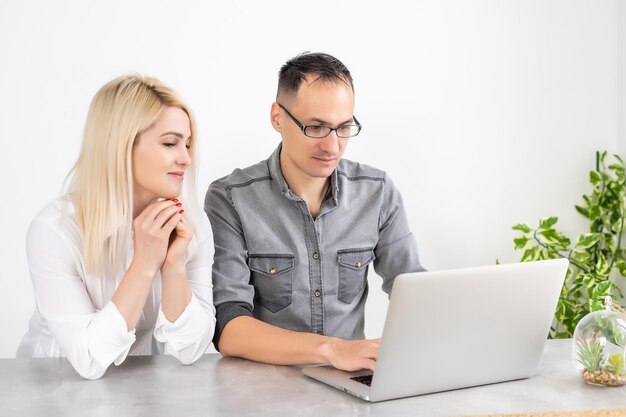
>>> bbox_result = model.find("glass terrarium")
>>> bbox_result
[572,297,626,386]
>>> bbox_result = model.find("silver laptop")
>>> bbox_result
[303,258,569,402]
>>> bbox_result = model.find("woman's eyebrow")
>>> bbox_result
[159,131,184,138]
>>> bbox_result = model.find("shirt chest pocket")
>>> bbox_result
[249,254,294,313]
[337,248,375,304]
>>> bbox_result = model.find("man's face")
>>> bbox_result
[272,75,355,181]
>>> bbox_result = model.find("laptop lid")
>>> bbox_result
[303,259,569,402]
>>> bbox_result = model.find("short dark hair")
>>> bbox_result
[277,52,354,101]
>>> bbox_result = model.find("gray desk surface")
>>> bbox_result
[0,340,623,417]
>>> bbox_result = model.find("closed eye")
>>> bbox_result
[307,126,326,132]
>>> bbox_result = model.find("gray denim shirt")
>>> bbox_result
[205,144,425,346]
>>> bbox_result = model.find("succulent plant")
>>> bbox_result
[605,353,625,376]
[576,338,605,372]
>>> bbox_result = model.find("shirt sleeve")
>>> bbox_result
[374,173,427,295]
[204,182,255,349]
[26,217,135,380]
[153,216,216,364]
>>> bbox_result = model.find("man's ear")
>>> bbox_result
[270,102,282,133]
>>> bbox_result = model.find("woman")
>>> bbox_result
[17,75,216,379]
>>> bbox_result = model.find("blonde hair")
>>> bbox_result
[65,74,200,275]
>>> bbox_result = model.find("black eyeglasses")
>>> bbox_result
[277,103,362,139]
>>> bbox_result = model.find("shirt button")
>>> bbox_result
[313,252,319,260]
[314,289,321,297]
[269,267,277,275]
[355,261,362,268]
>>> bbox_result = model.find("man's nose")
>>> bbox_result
[318,130,340,154]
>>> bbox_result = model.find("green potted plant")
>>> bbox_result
[512,151,626,338]
[575,337,626,386]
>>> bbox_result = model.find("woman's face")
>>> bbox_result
[132,106,191,203]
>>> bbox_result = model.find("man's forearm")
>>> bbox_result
[218,316,380,371]
[218,316,334,365]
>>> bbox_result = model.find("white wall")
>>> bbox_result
[616,5,626,309]
[0,0,622,358]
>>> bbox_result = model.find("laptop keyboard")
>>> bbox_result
[350,375,373,386]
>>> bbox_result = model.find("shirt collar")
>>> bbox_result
[268,143,339,205]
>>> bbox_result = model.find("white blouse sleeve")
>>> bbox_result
[26,217,135,380]
[153,216,217,364]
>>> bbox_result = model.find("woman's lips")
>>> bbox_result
[168,172,185,180]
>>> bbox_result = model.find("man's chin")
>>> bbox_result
[306,167,336,179]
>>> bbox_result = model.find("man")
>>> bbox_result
[205,52,425,371]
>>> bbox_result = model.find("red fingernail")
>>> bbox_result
[172,199,179,203]
[179,209,184,214]
[175,203,182,207]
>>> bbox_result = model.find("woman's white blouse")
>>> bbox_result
[17,199,216,379]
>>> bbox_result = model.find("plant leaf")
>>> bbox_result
[580,273,595,289]
[571,250,591,265]
[539,217,558,229]
[589,170,602,185]
[512,223,532,233]
[588,206,601,221]
[591,281,612,299]
[514,237,529,250]
[574,233,602,249]
[521,247,538,262]
[595,252,610,277]
[590,299,604,311]
[554,300,566,321]
[575,205,590,218]
[538,229,558,240]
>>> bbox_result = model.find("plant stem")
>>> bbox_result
[609,203,625,271]
[533,230,589,272]
[594,151,604,235]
